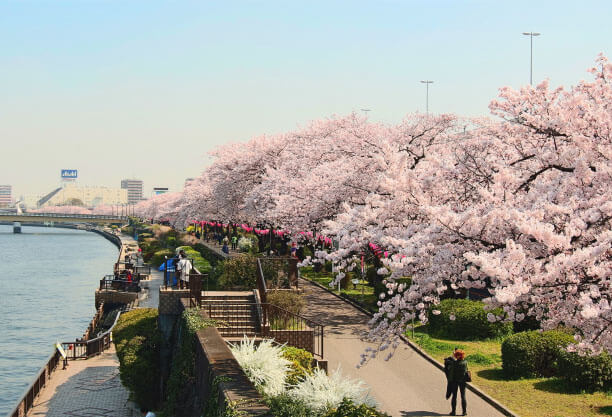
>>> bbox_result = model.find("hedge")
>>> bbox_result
[150,249,173,268]
[427,299,513,340]
[557,350,612,391]
[113,309,161,408]
[177,246,212,274]
[218,254,258,290]
[501,330,574,379]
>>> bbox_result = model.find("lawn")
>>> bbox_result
[300,267,378,312]
[407,328,612,417]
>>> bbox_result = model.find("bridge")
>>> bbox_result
[0,212,128,226]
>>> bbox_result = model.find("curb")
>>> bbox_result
[300,277,521,417]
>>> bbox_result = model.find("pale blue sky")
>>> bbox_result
[1,0,611,197]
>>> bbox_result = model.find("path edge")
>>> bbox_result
[300,277,521,417]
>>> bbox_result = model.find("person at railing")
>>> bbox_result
[177,253,192,289]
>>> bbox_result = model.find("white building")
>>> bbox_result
[121,179,144,204]
[39,183,127,207]
[0,185,12,208]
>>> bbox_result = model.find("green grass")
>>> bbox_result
[300,267,378,311]
[407,327,612,417]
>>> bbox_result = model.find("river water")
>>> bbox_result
[0,224,118,415]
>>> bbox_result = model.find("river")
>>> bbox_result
[0,224,118,415]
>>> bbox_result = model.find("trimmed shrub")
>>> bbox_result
[176,246,212,274]
[323,398,391,417]
[266,394,313,417]
[557,350,612,391]
[150,249,173,268]
[501,330,574,378]
[267,290,306,315]
[282,346,314,385]
[427,299,513,340]
[218,254,258,290]
[113,309,161,409]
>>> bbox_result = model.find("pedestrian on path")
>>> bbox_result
[222,242,229,254]
[231,235,238,250]
[444,347,458,399]
[447,349,470,416]
[177,254,192,289]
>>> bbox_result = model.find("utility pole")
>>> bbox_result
[420,80,434,114]
[522,32,541,85]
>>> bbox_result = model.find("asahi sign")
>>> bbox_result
[61,169,78,179]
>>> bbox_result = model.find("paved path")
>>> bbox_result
[299,279,506,417]
[198,239,241,259]
[29,346,138,417]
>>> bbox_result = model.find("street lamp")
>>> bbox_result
[420,80,434,114]
[360,108,371,118]
[522,32,541,85]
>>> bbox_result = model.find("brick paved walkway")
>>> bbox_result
[29,346,138,417]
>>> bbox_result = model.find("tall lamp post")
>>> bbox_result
[360,108,371,118]
[420,80,434,114]
[522,32,541,85]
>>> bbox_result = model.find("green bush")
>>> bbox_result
[501,330,575,379]
[164,309,217,416]
[282,346,314,385]
[427,299,513,340]
[266,394,313,417]
[218,254,258,289]
[150,249,173,268]
[113,309,161,409]
[267,290,306,315]
[177,246,212,274]
[322,399,391,417]
[557,350,612,391]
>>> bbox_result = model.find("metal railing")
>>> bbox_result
[201,301,324,359]
[8,349,63,417]
[99,274,141,292]
[257,257,299,291]
[4,212,127,220]
[8,306,124,417]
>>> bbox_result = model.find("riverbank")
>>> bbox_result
[3,226,141,417]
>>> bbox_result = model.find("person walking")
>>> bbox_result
[231,234,238,250]
[447,349,469,416]
[444,347,458,400]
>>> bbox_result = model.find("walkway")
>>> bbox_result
[198,238,241,259]
[29,346,137,417]
[299,279,507,417]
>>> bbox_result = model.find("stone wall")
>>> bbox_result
[158,289,190,315]
[94,290,138,309]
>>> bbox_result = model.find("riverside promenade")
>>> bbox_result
[299,279,509,417]
[26,232,151,417]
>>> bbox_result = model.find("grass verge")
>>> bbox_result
[407,328,612,417]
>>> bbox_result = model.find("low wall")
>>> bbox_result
[267,329,314,353]
[90,228,122,249]
[95,289,138,309]
[195,326,272,416]
[159,289,190,315]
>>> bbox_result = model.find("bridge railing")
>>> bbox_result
[6,212,127,220]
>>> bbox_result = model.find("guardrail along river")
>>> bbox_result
[0,225,118,415]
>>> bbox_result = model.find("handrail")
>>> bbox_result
[4,213,127,220]
[7,307,125,417]
[256,258,268,304]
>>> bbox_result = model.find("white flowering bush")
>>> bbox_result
[290,366,376,412]
[229,337,290,396]
[238,236,253,252]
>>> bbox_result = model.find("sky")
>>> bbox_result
[1,0,611,198]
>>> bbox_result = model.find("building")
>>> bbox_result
[0,185,11,208]
[38,183,127,207]
[121,179,144,204]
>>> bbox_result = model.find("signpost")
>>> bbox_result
[60,169,78,179]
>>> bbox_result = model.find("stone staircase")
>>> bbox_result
[201,292,260,340]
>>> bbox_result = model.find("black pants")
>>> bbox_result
[449,382,466,413]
